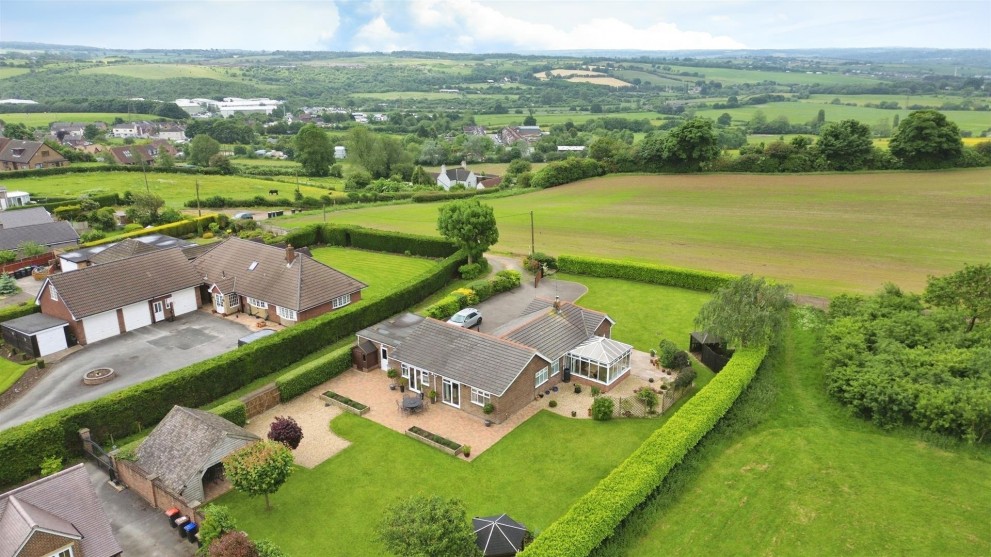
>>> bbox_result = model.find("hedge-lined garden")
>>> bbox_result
[81,214,224,247]
[0,231,465,489]
[519,346,767,557]
[281,223,458,259]
[557,255,736,292]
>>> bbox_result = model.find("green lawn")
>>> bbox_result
[0,112,165,128]
[5,171,330,208]
[601,313,991,556]
[272,169,991,296]
[0,358,32,395]
[308,246,439,302]
[222,411,670,556]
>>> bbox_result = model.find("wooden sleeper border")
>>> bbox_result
[319,392,370,416]
[405,427,463,456]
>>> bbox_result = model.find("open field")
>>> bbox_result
[6,171,330,207]
[567,76,632,87]
[352,91,510,100]
[604,314,991,556]
[0,67,30,80]
[648,64,883,87]
[0,112,166,127]
[308,246,439,301]
[275,169,991,296]
[474,111,664,128]
[80,63,240,81]
[803,93,984,107]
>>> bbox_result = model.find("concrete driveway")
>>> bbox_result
[87,461,194,557]
[0,311,250,430]
[475,255,588,334]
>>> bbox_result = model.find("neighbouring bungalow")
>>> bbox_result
[0,464,123,557]
[37,247,203,345]
[192,237,366,325]
[0,206,50,227]
[58,235,196,271]
[0,221,79,252]
[0,138,68,172]
[355,298,632,423]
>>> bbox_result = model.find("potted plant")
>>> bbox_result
[387,369,399,390]
[482,402,494,415]
[399,377,408,393]
[428,389,438,403]
[462,445,471,458]
[573,383,582,394]
[571,410,577,417]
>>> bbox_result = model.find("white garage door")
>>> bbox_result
[122,301,153,331]
[35,326,67,357]
[171,288,198,316]
[83,311,120,344]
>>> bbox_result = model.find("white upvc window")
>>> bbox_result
[50,286,58,301]
[47,547,73,557]
[226,292,239,308]
[332,293,352,309]
[247,297,268,309]
[551,359,560,376]
[276,306,297,321]
[535,366,549,388]
[470,387,491,406]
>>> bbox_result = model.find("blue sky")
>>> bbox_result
[2,0,989,52]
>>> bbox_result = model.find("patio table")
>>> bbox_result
[403,396,423,413]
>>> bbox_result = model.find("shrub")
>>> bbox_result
[0,250,16,264]
[209,531,258,557]
[83,215,223,247]
[202,231,215,239]
[267,416,303,449]
[79,230,106,243]
[425,295,462,320]
[483,403,494,415]
[557,255,735,292]
[637,388,659,412]
[40,455,62,476]
[123,223,144,233]
[210,400,247,427]
[275,347,352,402]
[467,280,494,302]
[451,287,479,307]
[658,339,689,369]
[591,396,614,421]
[673,366,697,390]
[523,252,558,273]
[0,274,18,296]
[459,262,483,280]
[530,158,604,189]
[492,270,521,292]
[549,400,558,408]
[0,302,39,324]
[198,504,239,555]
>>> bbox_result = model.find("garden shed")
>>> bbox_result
[0,312,71,357]
[689,331,733,372]
[567,336,633,385]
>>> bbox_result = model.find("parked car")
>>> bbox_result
[231,212,254,220]
[447,308,482,329]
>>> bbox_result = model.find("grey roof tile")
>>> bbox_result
[0,207,53,229]
[493,298,612,360]
[0,221,78,251]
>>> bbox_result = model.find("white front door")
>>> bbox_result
[380,346,389,371]
[152,301,165,321]
[214,293,224,313]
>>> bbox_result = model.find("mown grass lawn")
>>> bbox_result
[0,358,31,395]
[308,246,439,302]
[596,313,991,557]
[221,411,670,556]
[273,169,991,296]
[5,171,330,208]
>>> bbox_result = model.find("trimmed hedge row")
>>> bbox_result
[81,215,224,247]
[411,187,501,203]
[557,255,736,292]
[210,400,248,427]
[0,165,219,180]
[530,158,604,189]
[0,244,467,488]
[281,223,458,259]
[275,346,353,402]
[0,302,40,324]
[8,193,122,213]
[519,346,768,557]
[424,270,522,319]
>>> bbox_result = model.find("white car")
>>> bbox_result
[447,308,482,329]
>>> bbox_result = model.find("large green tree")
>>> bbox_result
[126,192,166,226]
[223,440,294,510]
[377,496,481,557]
[888,109,963,169]
[294,124,334,177]
[924,263,991,332]
[437,199,498,265]
[815,119,874,170]
[189,134,221,166]
[664,117,721,172]
[694,275,791,348]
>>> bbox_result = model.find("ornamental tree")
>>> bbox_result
[208,531,257,557]
[694,275,791,348]
[267,416,303,450]
[378,495,481,557]
[437,199,498,265]
[223,440,294,510]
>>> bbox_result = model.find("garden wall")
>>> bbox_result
[519,346,767,557]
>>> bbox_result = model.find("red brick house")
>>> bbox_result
[0,464,122,557]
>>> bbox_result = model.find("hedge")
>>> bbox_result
[411,187,500,203]
[557,255,735,292]
[81,215,224,247]
[8,192,122,213]
[280,224,458,259]
[529,158,604,189]
[519,346,768,557]
[0,165,219,180]
[210,400,248,427]
[0,243,467,489]
[275,346,353,402]
[0,302,40,324]
[424,270,521,319]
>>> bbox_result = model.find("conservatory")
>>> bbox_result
[567,336,633,385]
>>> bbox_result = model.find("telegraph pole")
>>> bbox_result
[530,211,535,256]
[195,179,201,217]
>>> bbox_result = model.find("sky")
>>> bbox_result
[1,0,989,53]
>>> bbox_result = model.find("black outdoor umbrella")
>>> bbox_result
[473,514,527,557]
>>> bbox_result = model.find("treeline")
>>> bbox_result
[823,267,991,442]
[0,98,187,119]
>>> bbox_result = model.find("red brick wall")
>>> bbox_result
[242,384,280,418]
[115,459,204,524]
[483,356,555,424]
[595,320,612,338]
[17,531,78,557]
[0,252,54,274]
[38,281,86,344]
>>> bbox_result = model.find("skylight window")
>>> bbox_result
[248,261,258,271]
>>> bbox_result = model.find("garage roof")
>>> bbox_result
[0,313,68,335]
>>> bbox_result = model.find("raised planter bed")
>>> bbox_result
[406,426,463,456]
[320,391,369,416]
[83,367,115,385]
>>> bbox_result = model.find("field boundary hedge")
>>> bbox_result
[0,165,219,180]
[0,236,467,489]
[282,223,457,259]
[519,346,768,557]
[557,255,736,292]
[275,347,353,402]
[81,215,223,247]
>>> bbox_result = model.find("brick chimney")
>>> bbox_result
[553,295,560,311]
[285,243,296,265]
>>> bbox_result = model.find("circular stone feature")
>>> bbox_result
[83,367,116,385]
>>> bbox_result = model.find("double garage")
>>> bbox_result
[77,289,200,345]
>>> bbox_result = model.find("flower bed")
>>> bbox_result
[406,426,463,456]
[320,391,370,416]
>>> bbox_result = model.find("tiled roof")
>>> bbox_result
[136,406,259,499]
[493,298,612,360]
[45,248,203,319]
[193,237,366,312]
[356,312,425,347]
[60,233,196,264]
[0,221,78,250]
[0,207,52,229]
[394,318,547,396]
[0,139,42,163]
[88,238,159,265]
[0,464,122,557]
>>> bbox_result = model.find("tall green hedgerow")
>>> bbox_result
[557,255,735,292]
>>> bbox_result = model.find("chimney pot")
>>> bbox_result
[553,296,560,311]
[285,243,295,264]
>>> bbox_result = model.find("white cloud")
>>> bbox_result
[351,15,411,52]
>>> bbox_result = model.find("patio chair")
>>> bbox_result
[396,400,408,416]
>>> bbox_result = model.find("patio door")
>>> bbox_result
[442,378,460,407]
[380,346,389,371]
[408,368,420,392]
